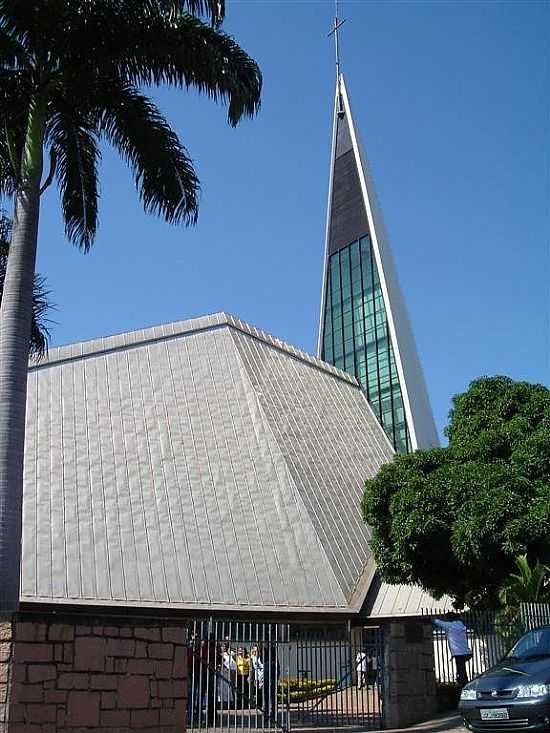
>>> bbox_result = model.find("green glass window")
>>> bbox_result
[322,235,411,453]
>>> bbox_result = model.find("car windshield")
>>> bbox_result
[506,628,550,661]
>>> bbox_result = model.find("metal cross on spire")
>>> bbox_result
[328,0,346,117]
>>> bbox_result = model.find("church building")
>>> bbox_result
[0,70,442,733]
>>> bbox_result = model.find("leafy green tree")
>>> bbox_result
[0,212,50,356]
[362,376,550,609]
[0,0,261,610]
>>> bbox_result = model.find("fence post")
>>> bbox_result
[383,619,438,729]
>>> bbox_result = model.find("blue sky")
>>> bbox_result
[35,0,548,441]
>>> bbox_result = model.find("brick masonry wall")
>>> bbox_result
[382,620,438,729]
[0,612,187,733]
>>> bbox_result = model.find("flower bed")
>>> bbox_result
[278,677,337,703]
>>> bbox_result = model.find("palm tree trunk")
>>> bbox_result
[0,100,45,611]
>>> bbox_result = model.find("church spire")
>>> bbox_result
[318,72,439,452]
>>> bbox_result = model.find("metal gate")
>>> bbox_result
[292,624,384,730]
[186,619,291,732]
[185,619,384,732]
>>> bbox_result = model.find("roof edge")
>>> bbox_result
[29,312,358,387]
[348,556,379,612]
[20,595,356,615]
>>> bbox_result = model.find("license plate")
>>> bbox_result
[480,709,509,721]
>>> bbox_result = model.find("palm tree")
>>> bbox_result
[0,0,262,611]
[499,555,550,612]
[0,212,50,357]
[495,556,550,643]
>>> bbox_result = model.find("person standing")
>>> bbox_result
[433,613,473,686]
[366,649,378,686]
[236,647,251,707]
[251,645,264,707]
[356,650,368,689]
[220,641,237,707]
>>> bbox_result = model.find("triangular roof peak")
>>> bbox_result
[31,311,355,388]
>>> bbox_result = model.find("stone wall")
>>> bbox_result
[382,619,438,728]
[0,612,187,733]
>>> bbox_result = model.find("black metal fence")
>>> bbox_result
[521,602,550,629]
[184,618,384,732]
[423,603,550,685]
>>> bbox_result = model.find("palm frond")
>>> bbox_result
[140,14,262,126]
[0,207,9,242]
[63,6,261,127]
[2,1,260,126]
[0,137,16,197]
[0,0,69,62]
[148,0,225,26]
[181,0,225,26]
[0,23,30,68]
[0,119,21,195]
[499,555,550,613]
[48,105,100,251]
[1,0,260,232]
[94,82,198,225]
[0,68,31,191]
[0,211,51,357]
[28,272,51,358]
[126,12,262,126]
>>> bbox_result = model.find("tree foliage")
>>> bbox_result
[0,0,262,247]
[0,213,50,357]
[362,376,550,609]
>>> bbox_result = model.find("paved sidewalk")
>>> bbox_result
[384,712,463,733]
[198,710,465,733]
[282,711,464,733]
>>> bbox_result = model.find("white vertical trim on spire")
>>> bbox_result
[338,77,417,449]
[318,73,439,451]
[340,75,439,450]
[316,80,340,358]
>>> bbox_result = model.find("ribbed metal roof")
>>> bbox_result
[363,574,452,618]
[22,313,395,613]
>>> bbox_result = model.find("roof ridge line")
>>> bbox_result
[29,313,359,388]
[29,311,230,369]
[228,327,349,608]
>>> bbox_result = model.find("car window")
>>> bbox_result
[507,628,550,660]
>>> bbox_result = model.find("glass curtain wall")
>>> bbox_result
[321,235,410,453]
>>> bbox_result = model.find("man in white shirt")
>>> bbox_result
[433,613,472,686]
[356,651,368,689]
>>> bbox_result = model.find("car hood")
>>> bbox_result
[474,658,550,691]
